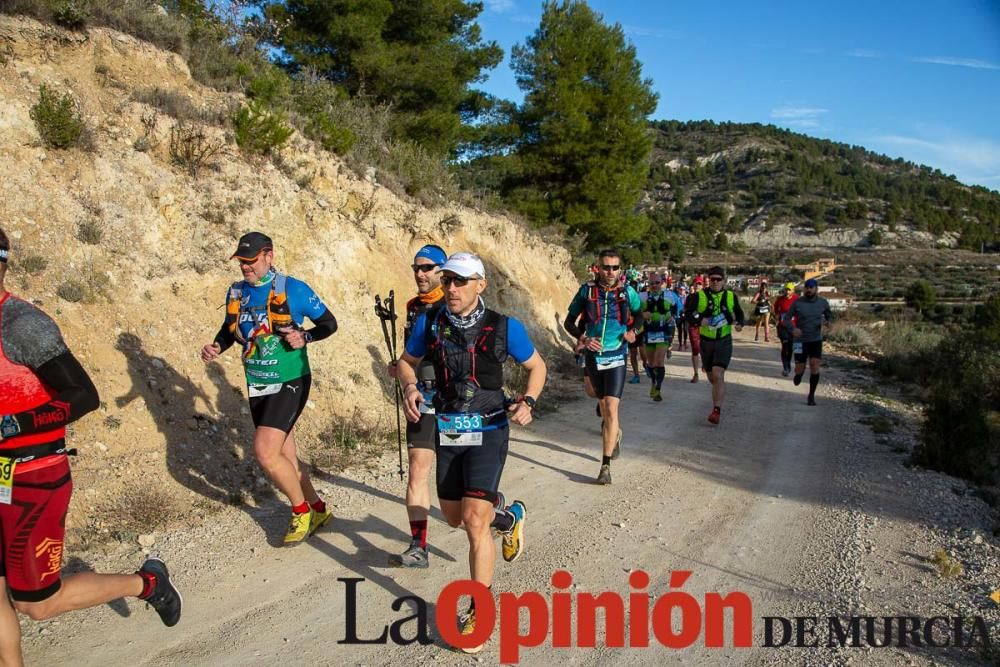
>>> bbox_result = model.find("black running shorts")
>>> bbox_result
[584,349,627,399]
[248,375,311,432]
[700,336,734,371]
[407,413,437,451]
[794,340,823,363]
[436,425,508,504]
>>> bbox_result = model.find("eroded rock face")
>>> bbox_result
[0,14,578,536]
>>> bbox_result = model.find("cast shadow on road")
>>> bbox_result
[508,448,596,485]
[63,557,130,618]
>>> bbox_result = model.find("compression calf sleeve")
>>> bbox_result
[809,373,820,397]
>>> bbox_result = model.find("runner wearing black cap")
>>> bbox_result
[783,278,833,405]
[387,244,446,568]
[0,228,181,665]
[200,232,338,546]
[685,266,744,424]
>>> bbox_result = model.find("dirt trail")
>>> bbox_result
[23,332,995,666]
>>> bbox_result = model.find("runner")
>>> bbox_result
[626,269,646,384]
[686,266,744,424]
[387,244,446,568]
[661,277,685,361]
[783,278,833,405]
[564,249,642,484]
[751,282,772,342]
[684,276,705,383]
[641,274,677,402]
[396,252,546,654]
[773,282,799,377]
[675,282,689,351]
[200,232,337,546]
[0,228,181,665]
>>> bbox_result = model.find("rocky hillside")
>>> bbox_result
[640,120,1000,255]
[0,15,577,544]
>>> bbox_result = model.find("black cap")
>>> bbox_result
[231,232,273,260]
[707,265,726,278]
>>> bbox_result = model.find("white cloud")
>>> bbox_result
[785,119,821,129]
[485,0,516,12]
[874,134,1000,188]
[770,107,829,120]
[846,48,882,58]
[912,56,1000,70]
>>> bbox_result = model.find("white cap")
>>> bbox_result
[440,252,486,279]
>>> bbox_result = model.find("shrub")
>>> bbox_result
[826,322,874,348]
[232,100,293,155]
[872,320,943,384]
[169,121,223,177]
[56,280,86,303]
[30,84,84,149]
[17,254,48,275]
[76,219,103,244]
[51,0,89,29]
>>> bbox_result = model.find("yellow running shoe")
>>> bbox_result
[284,510,312,546]
[458,608,485,654]
[501,501,526,563]
[309,507,332,536]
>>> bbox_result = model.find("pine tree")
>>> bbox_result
[504,0,658,246]
[263,0,502,156]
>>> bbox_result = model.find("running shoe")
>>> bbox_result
[138,558,182,627]
[653,388,663,402]
[629,374,641,384]
[388,540,429,568]
[458,607,485,654]
[707,407,721,425]
[611,428,622,460]
[793,374,803,386]
[501,501,526,563]
[690,373,698,383]
[284,510,312,546]
[596,464,612,485]
[309,507,333,536]
[807,396,817,406]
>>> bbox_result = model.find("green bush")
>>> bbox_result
[169,121,223,177]
[232,100,293,156]
[56,280,86,303]
[76,219,103,244]
[872,320,944,384]
[826,322,875,348]
[51,0,89,29]
[30,84,84,149]
[17,254,48,275]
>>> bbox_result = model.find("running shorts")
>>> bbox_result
[436,425,508,504]
[584,348,628,399]
[700,336,734,371]
[0,456,71,602]
[689,326,701,356]
[249,375,311,432]
[794,340,823,363]
[407,414,437,451]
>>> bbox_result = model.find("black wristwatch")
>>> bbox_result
[522,395,537,409]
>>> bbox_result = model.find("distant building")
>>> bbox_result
[794,257,838,281]
[746,275,774,290]
[823,291,853,311]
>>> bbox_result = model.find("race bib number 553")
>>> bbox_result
[437,413,484,446]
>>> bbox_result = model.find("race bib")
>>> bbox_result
[647,331,666,344]
[757,304,770,314]
[0,456,15,505]
[708,313,728,329]
[437,413,484,446]
[793,342,803,354]
[595,354,626,371]
[248,383,283,398]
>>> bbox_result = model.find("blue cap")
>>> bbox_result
[804,278,818,288]
[414,244,447,266]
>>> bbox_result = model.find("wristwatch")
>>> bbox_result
[522,395,537,409]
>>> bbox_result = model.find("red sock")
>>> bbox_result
[310,499,326,514]
[137,571,156,599]
[292,501,310,514]
[410,520,428,549]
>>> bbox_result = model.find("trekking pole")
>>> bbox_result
[374,292,405,481]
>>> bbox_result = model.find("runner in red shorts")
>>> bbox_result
[0,228,181,664]
[684,276,704,382]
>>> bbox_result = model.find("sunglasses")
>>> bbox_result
[440,275,478,287]
[237,253,264,266]
[709,276,724,282]
[600,264,621,271]
[411,263,438,273]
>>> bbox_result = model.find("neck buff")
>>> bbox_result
[419,285,444,304]
[254,268,276,287]
[446,296,486,329]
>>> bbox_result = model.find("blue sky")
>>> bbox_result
[475,0,1000,190]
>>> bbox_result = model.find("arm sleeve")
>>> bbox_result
[505,318,536,364]
[404,313,429,358]
[306,308,337,342]
[213,320,236,353]
[6,352,100,437]
[563,311,584,340]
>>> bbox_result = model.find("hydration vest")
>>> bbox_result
[697,289,737,339]
[0,293,68,471]
[226,272,294,343]
[424,308,509,416]
[644,292,674,332]
[581,283,633,328]
[406,293,444,387]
